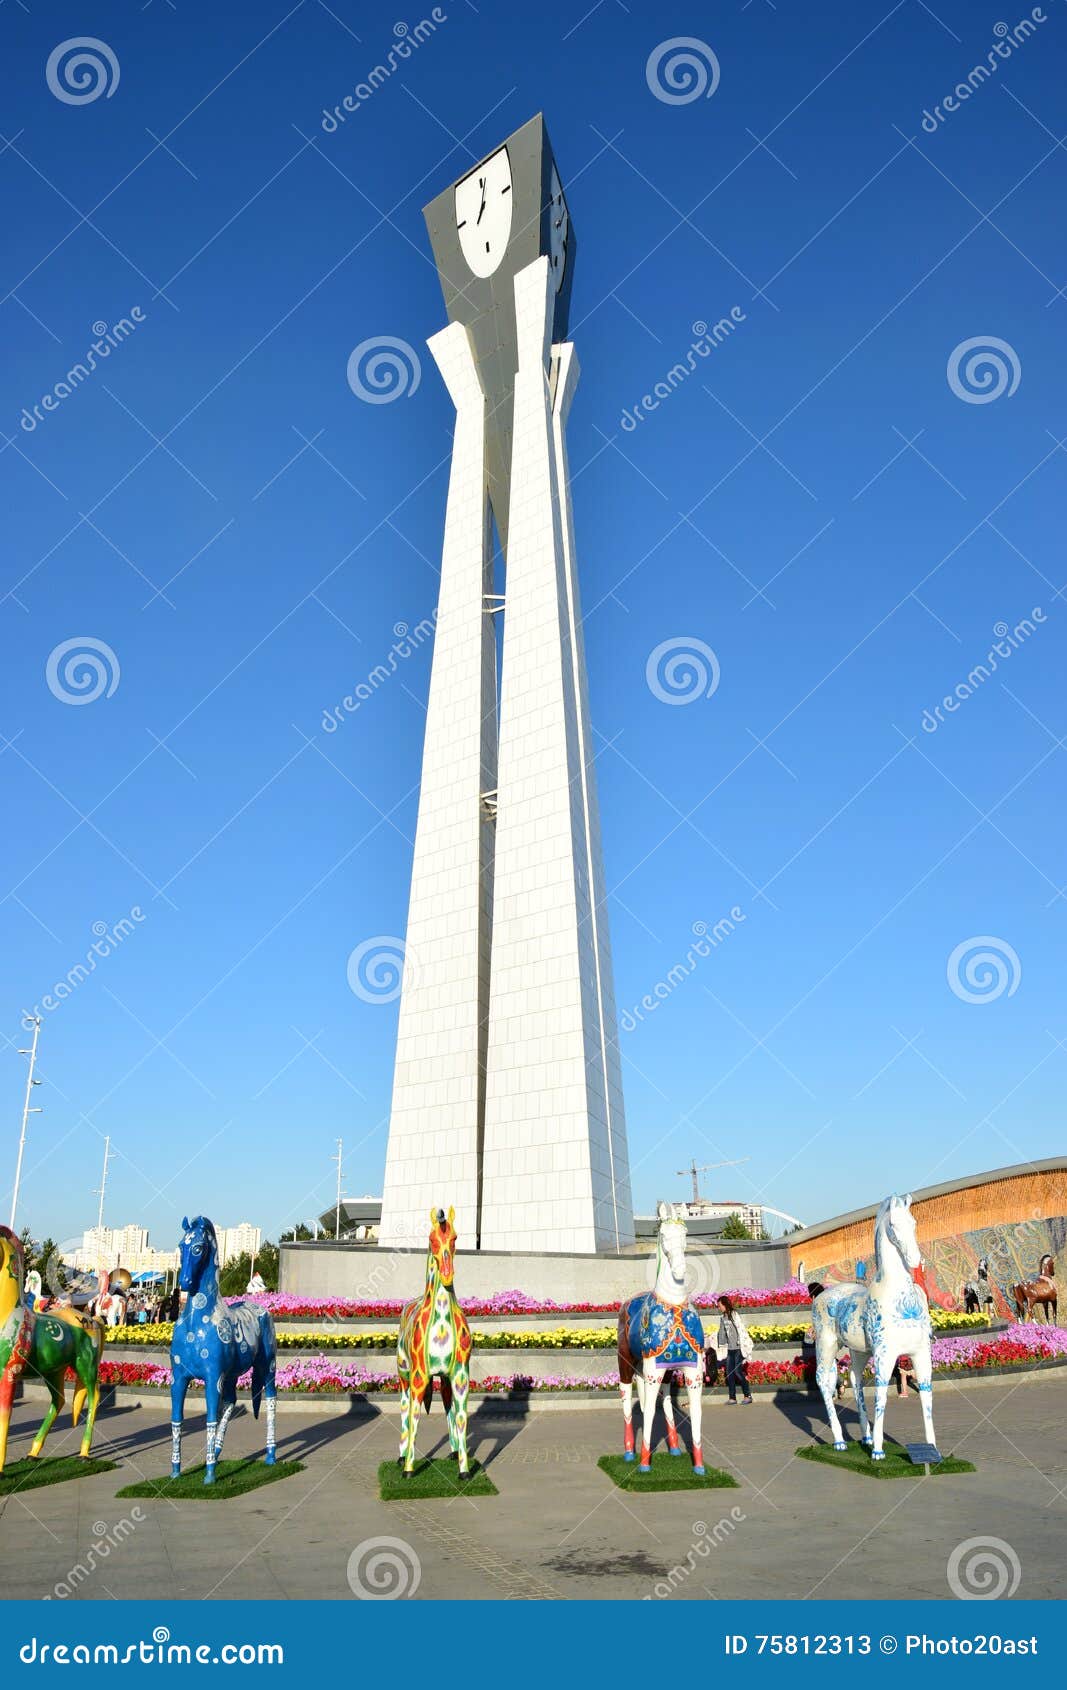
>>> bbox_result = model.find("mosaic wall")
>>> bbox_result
[790,1170,1066,1315]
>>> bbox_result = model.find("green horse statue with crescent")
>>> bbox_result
[0,1225,106,1473]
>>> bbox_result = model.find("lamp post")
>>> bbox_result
[10,1016,43,1229]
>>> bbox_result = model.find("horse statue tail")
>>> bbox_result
[71,1314,106,1426]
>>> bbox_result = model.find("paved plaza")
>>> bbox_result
[1,1379,1063,1601]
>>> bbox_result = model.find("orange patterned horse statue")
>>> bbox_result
[1013,1255,1057,1324]
[396,1207,472,1478]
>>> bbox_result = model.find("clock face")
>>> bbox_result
[548,165,569,292]
[454,146,513,278]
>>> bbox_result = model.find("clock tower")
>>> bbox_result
[421,113,574,555]
[379,115,634,1256]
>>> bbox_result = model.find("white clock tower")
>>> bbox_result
[378,115,634,1256]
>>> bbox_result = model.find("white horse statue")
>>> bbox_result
[812,1192,935,1461]
[618,1203,706,1472]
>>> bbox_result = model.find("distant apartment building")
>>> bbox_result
[69,1220,261,1275]
[684,1199,765,1236]
[216,1223,262,1265]
[72,1226,178,1276]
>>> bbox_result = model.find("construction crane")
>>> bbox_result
[676,1156,751,1205]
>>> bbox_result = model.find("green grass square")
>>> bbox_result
[116,1458,304,1500]
[796,1441,975,1479]
[598,1452,738,1492]
[378,1458,498,1499]
[0,1456,117,1496]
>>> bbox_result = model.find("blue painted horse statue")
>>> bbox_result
[171,1215,278,1485]
[812,1192,936,1461]
[618,1203,706,1472]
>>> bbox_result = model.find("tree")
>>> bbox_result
[719,1212,753,1241]
[280,1223,314,1244]
[33,1237,68,1294]
[219,1242,279,1296]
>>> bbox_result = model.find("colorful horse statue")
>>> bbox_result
[396,1207,472,1478]
[618,1203,706,1473]
[94,1267,131,1329]
[1013,1255,1057,1324]
[170,1216,277,1486]
[0,1226,105,1473]
[812,1193,935,1461]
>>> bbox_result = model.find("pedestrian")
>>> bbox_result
[715,1294,753,1404]
[891,1354,919,1397]
[976,1258,995,1318]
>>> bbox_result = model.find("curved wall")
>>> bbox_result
[788,1160,1066,1315]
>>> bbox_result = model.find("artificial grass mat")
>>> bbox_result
[0,1456,117,1495]
[116,1458,304,1500]
[796,1441,975,1479]
[598,1452,738,1492]
[378,1458,497,1499]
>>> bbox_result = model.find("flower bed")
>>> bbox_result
[96,1324,1065,1395]
[230,1280,816,1320]
[105,1306,989,1352]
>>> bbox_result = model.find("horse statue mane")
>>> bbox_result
[811,1192,936,1461]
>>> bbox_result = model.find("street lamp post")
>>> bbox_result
[10,1016,43,1230]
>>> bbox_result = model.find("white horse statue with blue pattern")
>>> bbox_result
[618,1203,706,1472]
[812,1192,936,1461]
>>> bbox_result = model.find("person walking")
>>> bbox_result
[715,1295,754,1404]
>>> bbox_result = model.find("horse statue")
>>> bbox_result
[1013,1255,1057,1324]
[618,1203,706,1473]
[812,1193,935,1461]
[396,1207,472,1479]
[0,1226,105,1474]
[94,1267,131,1328]
[170,1216,278,1486]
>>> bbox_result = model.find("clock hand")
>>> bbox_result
[476,176,487,224]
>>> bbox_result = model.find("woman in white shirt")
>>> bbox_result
[715,1295,754,1404]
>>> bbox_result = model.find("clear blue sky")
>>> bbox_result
[2,0,1064,1255]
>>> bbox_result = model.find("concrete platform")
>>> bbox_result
[280,1237,789,1302]
[1,1377,1062,1601]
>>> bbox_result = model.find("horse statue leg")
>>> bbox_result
[71,1340,103,1460]
[439,1377,457,1458]
[912,1334,936,1452]
[868,1344,892,1461]
[850,1347,872,1446]
[617,1312,639,1462]
[28,1373,65,1461]
[397,1379,412,1468]
[203,1374,221,1486]
[814,1327,847,1451]
[211,1384,238,1468]
[661,1381,682,1456]
[264,1384,277,1467]
[400,1383,422,1475]
[638,1366,661,1472]
[170,1372,189,1478]
[0,1367,18,1475]
[250,1337,277,1468]
[451,1362,470,1480]
[684,1364,705,1475]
